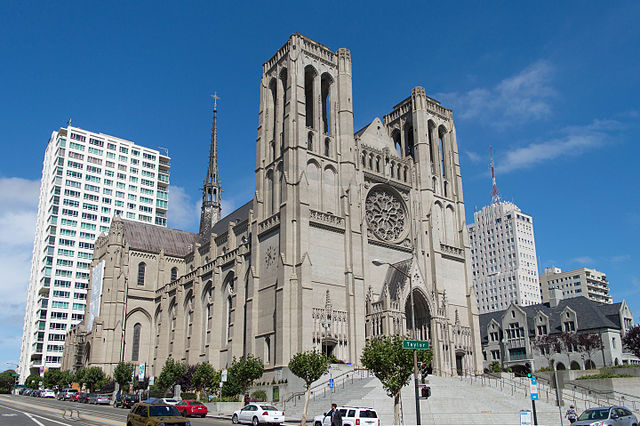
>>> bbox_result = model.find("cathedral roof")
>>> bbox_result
[121,219,198,257]
[209,199,253,237]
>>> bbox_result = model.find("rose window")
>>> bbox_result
[365,189,406,241]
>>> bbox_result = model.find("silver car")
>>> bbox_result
[574,406,638,426]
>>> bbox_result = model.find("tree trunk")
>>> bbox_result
[301,385,311,426]
[393,392,400,425]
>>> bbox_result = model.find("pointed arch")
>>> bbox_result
[304,65,317,128]
[392,129,402,156]
[223,272,235,345]
[279,68,288,153]
[445,204,456,245]
[306,160,321,210]
[137,262,146,286]
[131,323,141,361]
[404,123,415,160]
[320,72,334,135]
[170,267,178,282]
[183,290,194,351]
[322,165,337,214]
[201,280,213,351]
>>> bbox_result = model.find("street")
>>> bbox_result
[0,395,233,426]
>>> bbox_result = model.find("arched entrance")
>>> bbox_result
[570,361,581,370]
[404,289,431,341]
[556,362,566,370]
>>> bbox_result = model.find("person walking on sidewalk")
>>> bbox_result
[329,403,343,426]
[565,405,578,424]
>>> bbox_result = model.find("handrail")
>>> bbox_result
[282,367,371,406]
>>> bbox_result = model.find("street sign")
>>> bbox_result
[329,378,334,389]
[402,339,430,350]
[138,363,145,381]
[221,369,228,382]
[529,377,539,401]
[520,410,532,425]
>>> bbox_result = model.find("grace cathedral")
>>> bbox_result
[62,34,484,380]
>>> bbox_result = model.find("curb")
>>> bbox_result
[208,414,302,424]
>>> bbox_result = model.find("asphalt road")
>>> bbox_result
[0,395,233,426]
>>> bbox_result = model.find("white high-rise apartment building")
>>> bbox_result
[467,153,540,314]
[18,126,170,381]
[541,267,612,305]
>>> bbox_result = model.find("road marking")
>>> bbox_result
[0,397,125,425]
[0,402,70,426]
[25,413,46,426]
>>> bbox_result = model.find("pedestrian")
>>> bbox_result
[329,403,343,426]
[565,404,578,424]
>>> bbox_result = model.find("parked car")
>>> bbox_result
[60,388,78,401]
[72,392,85,402]
[115,393,140,408]
[126,402,191,426]
[313,406,379,426]
[31,389,41,397]
[160,398,179,406]
[22,389,32,396]
[574,406,638,426]
[78,393,92,403]
[41,389,56,398]
[95,394,112,405]
[232,404,285,425]
[175,400,208,418]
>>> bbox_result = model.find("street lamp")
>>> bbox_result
[372,258,422,425]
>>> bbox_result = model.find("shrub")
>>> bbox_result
[536,366,552,372]
[251,390,267,401]
[181,392,197,400]
[576,373,634,380]
[489,361,502,373]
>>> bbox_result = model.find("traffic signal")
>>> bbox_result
[527,373,532,378]
[419,385,431,399]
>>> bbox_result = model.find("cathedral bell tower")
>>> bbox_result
[199,94,222,239]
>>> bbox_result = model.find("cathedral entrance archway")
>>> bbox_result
[455,352,464,376]
[404,289,431,341]
[322,338,337,358]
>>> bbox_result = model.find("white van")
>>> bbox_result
[313,406,379,426]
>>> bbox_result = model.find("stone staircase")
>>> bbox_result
[284,372,565,425]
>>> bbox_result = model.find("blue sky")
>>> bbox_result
[1,1,639,365]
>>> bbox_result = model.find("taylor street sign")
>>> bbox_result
[402,339,430,350]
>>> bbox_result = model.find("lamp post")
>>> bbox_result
[372,259,421,425]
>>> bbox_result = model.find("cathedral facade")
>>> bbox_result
[62,33,483,379]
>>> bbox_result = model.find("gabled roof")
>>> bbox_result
[209,199,252,237]
[121,219,197,257]
[479,296,623,342]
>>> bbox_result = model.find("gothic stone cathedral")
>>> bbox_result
[62,34,483,379]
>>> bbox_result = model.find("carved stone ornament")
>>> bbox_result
[264,246,277,269]
[365,188,407,242]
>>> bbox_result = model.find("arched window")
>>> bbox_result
[392,130,402,156]
[280,69,288,153]
[137,262,146,286]
[184,294,193,350]
[170,267,178,282]
[202,283,213,351]
[321,73,333,135]
[324,138,330,156]
[269,79,277,144]
[304,66,316,128]
[168,301,176,354]
[405,125,415,160]
[428,121,436,172]
[226,295,233,343]
[439,126,447,178]
[131,322,141,361]
[307,132,313,151]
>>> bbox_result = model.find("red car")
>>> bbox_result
[175,400,208,418]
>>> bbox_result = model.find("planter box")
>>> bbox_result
[204,402,243,415]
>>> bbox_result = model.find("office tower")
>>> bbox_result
[468,150,540,313]
[18,125,170,381]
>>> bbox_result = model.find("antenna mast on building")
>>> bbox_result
[490,146,500,204]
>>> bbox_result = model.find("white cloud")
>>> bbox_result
[464,150,482,163]
[0,177,40,366]
[571,256,595,265]
[610,255,631,263]
[167,185,200,232]
[497,119,621,173]
[437,61,554,127]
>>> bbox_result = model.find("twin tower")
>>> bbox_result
[64,34,482,381]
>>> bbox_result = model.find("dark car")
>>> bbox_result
[126,403,191,426]
[79,393,93,403]
[115,393,140,409]
[30,389,41,397]
[574,406,638,426]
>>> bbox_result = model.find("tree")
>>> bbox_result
[622,325,640,359]
[43,369,72,390]
[156,358,188,394]
[360,335,433,425]
[533,334,563,370]
[575,333,603,369]
[227,354,264,405]
[0,370,16,393]
[192,362,219,400]
[74,367,87,386]
[289,350,330,426]
[25,374,40,390]
[113,362,135,391]
[83,367,107,392]
[176,364,197,392]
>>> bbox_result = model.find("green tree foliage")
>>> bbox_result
[360,335,433,425]
[74,367,87,386]
[113,362,135,391]
[622,325,640,359]
[288,350,329,426]
[489,361,502,373]
[192,362,220,399]
[0,370,17,393]
[227,355,264,405]
[43,369,72,389]
[156,358,188,393]
[25,374,40,389]
[83,366,107,392]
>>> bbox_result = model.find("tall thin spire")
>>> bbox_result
[490,146,500,204]
[199,93,222,238]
